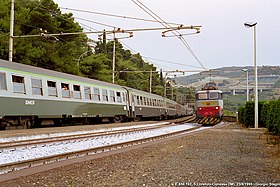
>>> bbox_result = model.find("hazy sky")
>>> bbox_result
[54,0,280,75]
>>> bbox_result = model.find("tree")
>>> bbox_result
[0,0,88,75]
[0,0,165,98]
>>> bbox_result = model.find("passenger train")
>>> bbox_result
[195,82,223,125]
[0,59,189,129]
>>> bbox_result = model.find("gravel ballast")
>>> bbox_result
[1,122,279,187]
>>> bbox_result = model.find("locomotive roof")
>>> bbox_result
[0,59,123,90]
[196,90,223,93]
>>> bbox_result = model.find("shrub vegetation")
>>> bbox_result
[238,99,280,135]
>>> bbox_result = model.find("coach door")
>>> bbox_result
[130,93,136,119]
[123,88,135,119]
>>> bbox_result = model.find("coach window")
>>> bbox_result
[136,96,140,105]
[73,85,81,99]
[102,89,109,102]
[0,73,7,90]
[109,90,116,102]
[122,92,125,102]
[84,86,91,100]
[140,96,143,105]
[122,92,126,102]
[31,78,43,95]
[131,95,134,103]
[134,95,137,104]
[61,83,70,98]
[116,92,122,103]
[12,75,25,94]
[93,87,101,101]
[47,81,57,96]
[143,97,147,106]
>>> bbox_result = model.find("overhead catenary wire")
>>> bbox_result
[78,22,98,32]
[63,4,205,71]
[71,16,204,71]
[14,1,205,73]
[59,7,183,26]
[131,0,207,70]
[132,0,204,68]
[15,1,68,43]
[13,26,200,38]
[142,56,203,69]
[74,17,116,29]
[115,40,198,70]
[12,1,99,71]
[58,7,198,71]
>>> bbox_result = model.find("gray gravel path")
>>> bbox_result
[1,123,279,187]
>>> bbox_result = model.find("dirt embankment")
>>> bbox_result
[1,123,279,187]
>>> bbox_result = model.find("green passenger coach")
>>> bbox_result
[0,59,188,129]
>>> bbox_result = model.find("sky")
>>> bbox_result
[54,0,280,76]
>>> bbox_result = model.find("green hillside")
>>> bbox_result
[174,66,280,87]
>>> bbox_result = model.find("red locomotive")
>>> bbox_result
[195,82,223,125]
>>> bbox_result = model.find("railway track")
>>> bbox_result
[0,122,170,150]
[0,116,195,148]
[0,116,197,178]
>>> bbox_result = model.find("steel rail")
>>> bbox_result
[0,122,200,175]
[0,116,195,150]
[0,123,170,149]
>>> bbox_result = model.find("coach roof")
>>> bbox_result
[0,59,123,90]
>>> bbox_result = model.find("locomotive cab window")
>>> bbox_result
[209,92,218,99]
[73,85,81,99]
[0,72,7,90]
[12,75,25,94]
[47,81,57,97]
[219,93,223,99]
[61,83,70,98]
[198,93,207,100]
[31,78,43,95]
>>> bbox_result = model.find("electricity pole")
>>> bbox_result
[9,0,15,62]
[112,29,116,84]
[150,70,152,93]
